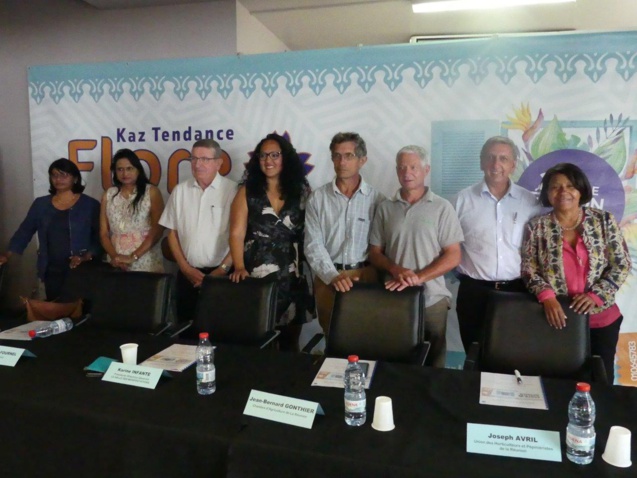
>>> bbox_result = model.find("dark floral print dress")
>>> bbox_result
[244,188,309,325]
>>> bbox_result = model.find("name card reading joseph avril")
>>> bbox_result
[467,423,562,462]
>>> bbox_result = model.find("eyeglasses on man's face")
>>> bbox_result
[187,156,218,163]
[259,151,282,161]
[331,152,358,161]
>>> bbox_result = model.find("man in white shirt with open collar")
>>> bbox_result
[304,132,385,334]
[159,139,237,323]
[453,136,541,353]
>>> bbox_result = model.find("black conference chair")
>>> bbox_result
[464,290,607,383]
[58,260,112,314]
[89,271,176,335]
[320,282,428,366]
[192,276,279,349]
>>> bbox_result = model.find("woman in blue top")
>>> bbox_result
[0,159,101,300]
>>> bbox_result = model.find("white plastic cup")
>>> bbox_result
[120,343,139,365]
[371,396,395,432]
[602,426,632,468]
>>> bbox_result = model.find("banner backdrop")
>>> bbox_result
[28,31,637,383]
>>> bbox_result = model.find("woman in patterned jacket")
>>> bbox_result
[521,162,631,378]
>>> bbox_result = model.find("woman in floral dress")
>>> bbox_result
[229,134,310,350]
[100,149,165,272]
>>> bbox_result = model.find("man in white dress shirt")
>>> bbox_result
[304,132,385,334]
[159,139,237,322]
[453,136,541,352]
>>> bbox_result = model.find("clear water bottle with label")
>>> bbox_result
[196,332,216,395]
[566,382,596,464]
[344,355,366,426]
[28,318,74,338]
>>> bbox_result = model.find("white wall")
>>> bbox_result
[0,0,239,306]
[237,1,289,54]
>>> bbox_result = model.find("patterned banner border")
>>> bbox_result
[28,31,637,104]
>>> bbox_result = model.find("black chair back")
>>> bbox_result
[479,290,595,379]
[58,261,112,313]
[325,283,426,365]
[90,271,174,334]
[193,276,279,347]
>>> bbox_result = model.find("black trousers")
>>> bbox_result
[456,274,527,353]
[591,315,623,381]
[176,267,214,324]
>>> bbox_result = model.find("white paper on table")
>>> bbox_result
[311,357,376,389]
[479,371,548,410]
[140,344,197,372]
[0,321,50,341]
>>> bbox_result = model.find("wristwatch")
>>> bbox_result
[219,263,230,273]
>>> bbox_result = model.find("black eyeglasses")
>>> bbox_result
[259,151,282,161]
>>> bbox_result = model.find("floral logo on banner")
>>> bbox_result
[508,103,637,279]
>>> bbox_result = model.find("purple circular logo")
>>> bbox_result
[517,149,625,220]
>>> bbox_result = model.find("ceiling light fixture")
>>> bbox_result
[412,0,576,14]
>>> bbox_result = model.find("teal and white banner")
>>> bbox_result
[28,31,637,379]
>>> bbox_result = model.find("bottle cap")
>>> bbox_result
[576,382,591,392]
[199,332,209,339]
[347,355,359,363]
[28,330,37,338]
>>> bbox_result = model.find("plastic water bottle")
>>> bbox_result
[28,318,74,338]
[344,355,366,426]
[196,332,216,395]
[566,382,596,464]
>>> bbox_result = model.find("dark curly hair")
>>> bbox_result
[242,134,309,200]
[111,149,150,212]
[48,158,85,194]
[539,162,592,207]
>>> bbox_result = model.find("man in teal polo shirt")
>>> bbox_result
[369,145,464,367]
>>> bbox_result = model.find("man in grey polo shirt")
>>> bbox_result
[305,132,385,334]
[369,145,463,367]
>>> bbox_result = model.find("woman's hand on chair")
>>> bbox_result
[542,297,567,329]
[230,268,249,283]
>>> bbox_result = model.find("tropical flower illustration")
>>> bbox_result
[506,105,629,177]
[504,102,544,162]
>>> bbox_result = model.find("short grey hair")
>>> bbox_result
[480,136,519,163]
[396,145,429,167]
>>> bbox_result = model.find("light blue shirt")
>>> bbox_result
[304,177,384,284]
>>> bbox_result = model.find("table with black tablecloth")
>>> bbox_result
[1,323,635,477]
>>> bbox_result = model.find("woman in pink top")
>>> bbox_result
[521,162,631,379]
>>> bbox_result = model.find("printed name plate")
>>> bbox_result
[243,389,324,429]
[467,423,561,462]
[102,362,163,389]
[0,345,35,367]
